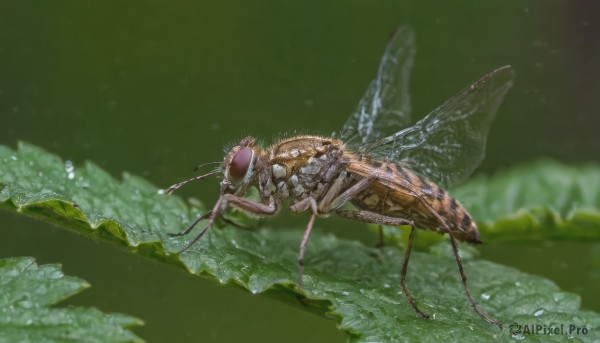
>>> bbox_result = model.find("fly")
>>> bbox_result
[166,27,515,329]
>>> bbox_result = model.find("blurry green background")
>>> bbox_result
[1,1,599,342]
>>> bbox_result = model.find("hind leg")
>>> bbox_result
[336,210,428,318]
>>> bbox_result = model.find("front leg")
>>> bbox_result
[176,194,278,253]
[223,193,279,217]
[168,210,213,237]
[289,197,318,289]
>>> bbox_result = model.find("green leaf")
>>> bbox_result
[0,256,143,343]
[453,159,600,242]
[1,142,599,342]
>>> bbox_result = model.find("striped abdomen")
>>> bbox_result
[349,160,482,243]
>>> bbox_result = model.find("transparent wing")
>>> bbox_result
[361,66,515,188]
[338,26,416,147]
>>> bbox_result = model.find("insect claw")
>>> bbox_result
[416,310,430,320]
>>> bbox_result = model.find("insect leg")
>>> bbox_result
[446,229,503,329]
[335,209,413,226]
[318,174,377,213]
[376,189,392,249]
[177,196,227,253]
[168,210,212,237]
[375,226,385,249]
[413,195,502,328]
[222,194,279,216]
[220,215,254,230]
[289,198,319,289]
[169,205,256,239]
[176,195,278,253]
[401,225,430,319]
[328,175,376,211]
[335,210,429,319]
[337,209,428,318]
[317,170,347,213]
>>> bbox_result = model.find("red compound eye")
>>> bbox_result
[228,147,252,184]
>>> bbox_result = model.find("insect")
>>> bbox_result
[166,27,514,329]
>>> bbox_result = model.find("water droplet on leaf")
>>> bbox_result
[64,160,75,179]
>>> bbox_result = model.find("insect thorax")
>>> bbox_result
[263,136,354,204]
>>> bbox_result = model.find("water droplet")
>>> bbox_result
[514,281,521,287]
[534,308,545,317]
[157,189,166,195]
[341,291,350,296]
[512,333,525,340]
[64,160,75,179]
[481,293,491,301]
[10,155,17,160]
